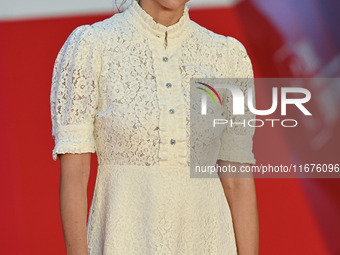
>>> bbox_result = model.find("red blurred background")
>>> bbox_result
[1,0,339,254]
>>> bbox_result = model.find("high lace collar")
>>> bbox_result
[123,0,191,42]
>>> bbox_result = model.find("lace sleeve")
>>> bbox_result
[50,25,101,161]
[216,37,256,164]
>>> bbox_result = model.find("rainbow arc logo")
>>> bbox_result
[196,81,222,106]
[196,81,222,115]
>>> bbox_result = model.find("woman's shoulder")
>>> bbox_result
[65,12,126,43]
[189,20,248,54]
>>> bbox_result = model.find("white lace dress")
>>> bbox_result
[50,0,256,254]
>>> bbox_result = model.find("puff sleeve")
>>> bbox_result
[50,25,101,161]
[216,37,256,164]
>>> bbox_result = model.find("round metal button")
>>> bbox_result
[169,109,175,114]
[166,83,172,88]
[162,56,168,62]
[170,139,176,145]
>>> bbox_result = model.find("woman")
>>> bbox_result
[50,0,259,254]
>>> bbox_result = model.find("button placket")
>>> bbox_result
[160,48,176,152]
[124,0,191,167]
[155,43,187,165]
[165,53,177,149]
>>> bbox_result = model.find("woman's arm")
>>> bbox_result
[217,159,259,255]
[59,153,92,255]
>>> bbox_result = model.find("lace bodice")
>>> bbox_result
[50,0,256,167]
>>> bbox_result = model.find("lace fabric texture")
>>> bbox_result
[50,0,256,254]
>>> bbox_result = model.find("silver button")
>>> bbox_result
[162,57,168,62]
[170,139,176,145]
[166,83,172,88]
[169,109,175,114]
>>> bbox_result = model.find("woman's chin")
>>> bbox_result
[157,0,189,11]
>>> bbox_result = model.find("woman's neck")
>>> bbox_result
[138,0,187,27]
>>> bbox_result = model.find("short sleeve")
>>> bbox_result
[50,25,101,161]
[216,37,256,164]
